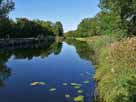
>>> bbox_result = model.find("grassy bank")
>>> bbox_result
[95,37,136,102]
[74,35,136,102]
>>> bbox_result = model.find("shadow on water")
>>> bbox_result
[0,38,96,102]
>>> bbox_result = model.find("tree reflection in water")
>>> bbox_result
[0,39,63,87]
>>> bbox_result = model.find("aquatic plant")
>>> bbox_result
[70,83,79,86]
[82,80,90,84]
[77,90,83,94]
[63,83,68,86]
[65,94,71,98]
[74,95,84,102]
[74,85,81,89]
[30,82,46,86]
[70,83,81,86]
[49,88,56,92]
[69,83,82,89]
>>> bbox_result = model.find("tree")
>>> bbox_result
[95,11,127,36]
[53,21,64,36]
[99,0,136,35]
[0,18,13,38]
[0,0,14,18]
[64,30,76,37]
[0,0,15,38]
[76,18,98,37]
[0,1,65,38]
[99,0,136,20]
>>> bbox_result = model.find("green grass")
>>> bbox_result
[93,37,136,102]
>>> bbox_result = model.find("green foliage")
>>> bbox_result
[70,11,128,37]
[0,18,64,38]
[95,37,136,102]
[64,31,76,37]
[53,21,64,36]
[0,0,14,18]
[66,0,136,37]
[99,0,136,20]
[76,18,99,37]
[95,11,127,36]
[0,1,64,38]
[33,20,54,35]
[0,18,13,37]
[99,0,136,35]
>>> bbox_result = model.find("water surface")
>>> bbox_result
[0,41,95,102]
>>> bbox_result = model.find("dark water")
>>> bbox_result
[0,40,95,102]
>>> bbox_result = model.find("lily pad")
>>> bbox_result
[70,83,81,89]
[71,83,81,86]
[77,90,83,94]
[49,88,56,92]
[65,94,71,98]
[74,95,84,102]
[74,85,81,89]
[30,82,46,86]
[63,83,68,86]
[83,80,90,84]
[71,83,78,86]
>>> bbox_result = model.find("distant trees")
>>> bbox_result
[95,11,126,36]
[65,18,99,37]
[76,18,98,37]
[14,18,53,38]
[0,18,64,38]
[53,22,64,36]
[65,0,136,37]
[33,20,54,36]
[0,1,64,38]
[65,31,76,37]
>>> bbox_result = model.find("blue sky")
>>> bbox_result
[9,0,100,32]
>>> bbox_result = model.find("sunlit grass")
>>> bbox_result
[94,37,136,102]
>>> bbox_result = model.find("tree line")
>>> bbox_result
[0,0,64,38]
[65,0,136,37]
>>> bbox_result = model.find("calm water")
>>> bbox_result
[0,41,95,102]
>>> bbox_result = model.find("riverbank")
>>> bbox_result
[70,35,136,102]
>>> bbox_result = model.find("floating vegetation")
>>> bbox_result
[74,85,81,89]
[77,90,83,94]
[70,83,81,86]
[74,95,84,102]
[83,80,90,84]
[30,82,46,86]
[70,83,82,89]
[63,83,68,86]
[65,94,71,98]
[49,88,56,92]
[71,83,78,86]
